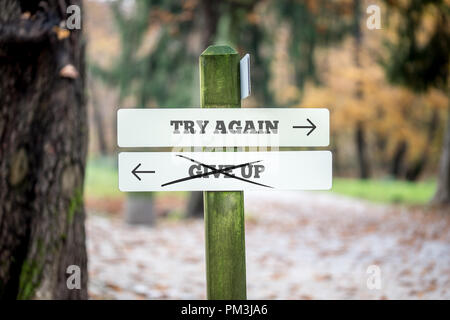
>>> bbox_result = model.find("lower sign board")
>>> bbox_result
[119,151,332,192]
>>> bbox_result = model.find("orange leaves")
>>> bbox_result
[304,0,319,14]
[21,12,31,20]
[151,0,198,25]
[424,89,449,111]
[246,12,261,25]
[150,9,175,24]
[293,22,449,164]
[269,23,301,105]
[182,0,198,11]
[52,26,70,40]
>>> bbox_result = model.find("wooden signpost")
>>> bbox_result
[117,45,333,300]
[200,46,247,300]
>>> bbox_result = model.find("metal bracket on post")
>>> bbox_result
[240,54,251,99]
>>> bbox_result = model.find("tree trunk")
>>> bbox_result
[185,0,223,219]
[390,141,407,178]
[355,122,371,179]
[432,105,450,205]
[0,0,88,299]
[353,0,371,179]
[200,0,220,47]
[331,135,341,176]
[405,110,439,181]
[89,78,108,156]
[186,191,204,218]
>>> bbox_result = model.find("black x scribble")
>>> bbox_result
[161,154,273,188]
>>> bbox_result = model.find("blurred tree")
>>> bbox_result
[188,0,356,215]
[352,0,371,179]
[273,0,373,178]
[299,14,447,180]
[382,0,450,203]
[435,100,450,205]
[88,75,108,156]
[224,0,274,105]
[187,0,268,218]
[272,0,353,103]
[92,0,201,222]
[0,0,87,298]
[91,0,196,108]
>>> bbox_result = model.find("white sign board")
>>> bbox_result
[118,151,332,192]
[117,108,329,147]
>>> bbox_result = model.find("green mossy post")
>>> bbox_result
[200,45,247,300]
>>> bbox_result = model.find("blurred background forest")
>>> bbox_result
[81,0,450,299]
[1,0,448,300]
[84,0,449,208]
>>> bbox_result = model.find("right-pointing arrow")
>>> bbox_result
[292,118,317,136]
[132,163,155,181]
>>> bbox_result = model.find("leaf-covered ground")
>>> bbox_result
[86,191,450,299]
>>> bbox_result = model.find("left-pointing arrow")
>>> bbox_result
[132,163,155,181]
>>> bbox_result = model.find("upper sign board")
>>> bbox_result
[117,108,329,147]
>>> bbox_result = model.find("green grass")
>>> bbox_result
[84,157,189,200]
[84,157,122,198]
[84,157,436,205]
[331,178,436,205]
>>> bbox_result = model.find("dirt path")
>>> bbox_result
[87,191,450,299]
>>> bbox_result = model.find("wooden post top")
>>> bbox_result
[200,45,241,109]
[201,45,238,56]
